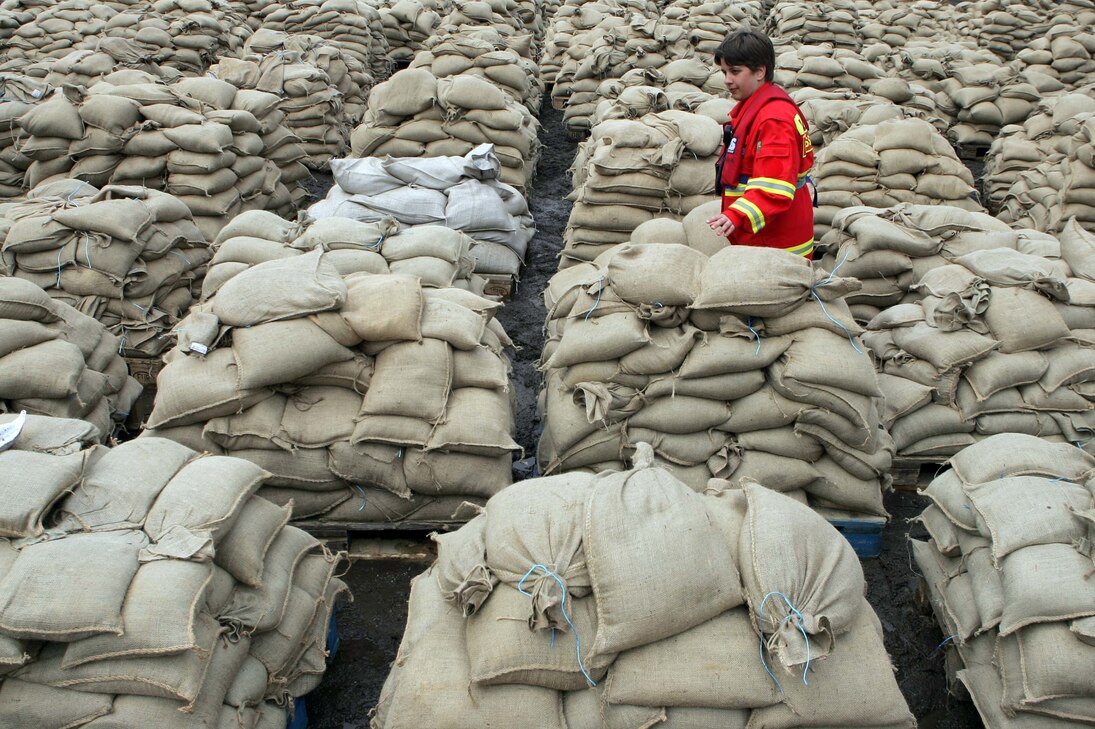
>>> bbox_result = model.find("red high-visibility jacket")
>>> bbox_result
[717,82,816,258]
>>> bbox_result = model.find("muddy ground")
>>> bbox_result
[306,103,984,728]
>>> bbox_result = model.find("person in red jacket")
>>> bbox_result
[706,29,816,259]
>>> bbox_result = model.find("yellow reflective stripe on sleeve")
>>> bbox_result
[745,177,796,199]
[723,187,746,197]
[731,199,766,233]
[787,239,815,257]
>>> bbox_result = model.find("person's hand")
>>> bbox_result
[706,212,735,237]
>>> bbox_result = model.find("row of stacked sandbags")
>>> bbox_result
[0,424,349,728]
[409,32,543,114]
[0,0,250,75]
[565,59,724,135]
[817,205,1095,458]
[551,18,701,137]
[541,234,895,519]
[966,0,1052,60]
[994,106,1095,235]
[983,91,1095,215]
[0,277,141,436]
[540,0,656,87]
[208,32,371,170]
[1011,21,1095,90]
[792,88,935,152]
[659,0,765,64]
[231,0,390,82]
[373,447,916,729]
[0,180,210,356]
[774,45,926,109]
[858,0,963,49]
[202,210,487,299]
[142,247,519,527]
[370,0,449,64]
[4,37,182,87]
[310,148,534,278]
[13,73,308,239]
[766,0,863,51]
[913,434,1095,727]
[561,108,722,267]
[351,67,540,191]
[0,72,51,198]
[813,117,983,241]
[434,0,540,59]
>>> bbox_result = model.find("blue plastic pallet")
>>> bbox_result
[827,514,885,559]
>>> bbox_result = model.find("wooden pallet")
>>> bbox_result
[293,521,448,558]
[890,459,944,492]
[482,272,517,299]
[565,126,588,142]
[551,94,568,111]
[954,143,990,161]
[123,356,163,387]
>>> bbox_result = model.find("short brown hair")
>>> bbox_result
[714,29,775,83]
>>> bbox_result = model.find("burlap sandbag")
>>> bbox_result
[584,445,743,657]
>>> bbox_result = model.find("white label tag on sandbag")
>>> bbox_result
[0,411,27,452]
[189,343,209,355]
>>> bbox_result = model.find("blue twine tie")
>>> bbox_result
[353,484,368,512]
[517,564,596,687]
[928,634,956,657]
[745,316,762,356]
[810,250,862,354]
[757,591,812,693]
[582,275,604,322]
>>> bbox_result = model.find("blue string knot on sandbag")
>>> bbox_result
[809,250,863,354]
[582,275,604,322]
[757,590,812,693]
[518,563,596,687]
[745,316,762,356]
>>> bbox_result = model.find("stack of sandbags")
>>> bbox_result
[773,45,927,110]
[310,148,534,278]
[0,431,350,727]
[984,91,1095,215]
[540,0,656,86]
[792,88,933,152]
[912,434,1095,727]
[201,210,487,298]
[373,448,916,729]
[541,236,896,519]
[659,0,765,63]
[435,0,535,58]
[587,74,729,127]
[142,249,519,526]
[242,0,390,82]
[970,0,1053,61]
[816,207,1095,457]
[813,117,983,240]
[410,32,543,114]
[0,180,210,357]
[243,29,373,124]
[208,36,366,170]
[370,0,449,65]
[350,67,540,191]
[0,0,113,65]
[1012,22,1095,90]
[0,72,52,198]
[550,17,695,137]
[12,75,308,239]
[766,0,863,51]
[995,110,1095,234]
[0,277,141,435]
[858,0,962,50]
[0,0,251,75]
[561,110,722,267]
[5,38,183,87]
[936,63,1043,149]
